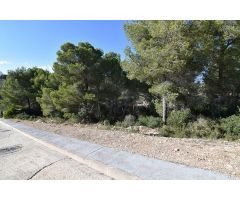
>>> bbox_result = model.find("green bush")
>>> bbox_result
[103,119,110,126]
[14,112,31,120]
[114,121,122,127]
[219,115,240,140]
[3,106,17,119]
[174,128,192,138]
[63,113,81,124]
[208,127,224,139]
[122,114,136,127]
[167,109,191,128]
[77,108,88,121]
[50,117,65,124]
[138,115,162,128]
[158,125,174,137]
[158,125,192,138]
[188,117,215,138]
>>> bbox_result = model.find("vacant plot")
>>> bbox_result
[17,119,240,178]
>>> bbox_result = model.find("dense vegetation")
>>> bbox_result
[1,20,240,141]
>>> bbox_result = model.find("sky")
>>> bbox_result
[0,20,128,74]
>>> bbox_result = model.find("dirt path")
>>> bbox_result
[16,119,240,178]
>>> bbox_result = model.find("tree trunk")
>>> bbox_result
[218,48,225,94]
[27,98,31,113]
[97,101,101,120]
[96,87,101,120]
[218,63,223,89]
[162,96,167,124]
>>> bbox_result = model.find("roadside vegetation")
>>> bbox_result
[1,20,240,141]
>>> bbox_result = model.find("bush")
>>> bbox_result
[208,127,224,139]
[103,119,110,126]
[138,115,162,128]
[158,125,192,138]
[63,113,82,124]
[188,117,215,138]
[114,121,122,127]
[167,109,191,128]
[77,108,88,121]
[3,106,18,118]
[50,117,65,124]
[219,115,240,140]
[14,112,31,120]
[122,114,136,127]
[158,125,175,137]
[174,128,192,138]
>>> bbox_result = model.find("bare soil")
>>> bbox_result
[15,119,240,178]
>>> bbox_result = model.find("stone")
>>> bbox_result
[142,128,159,136]
[174,148,180,152]
[139,126,147,132]
[127,126,133,131]
[132,126,140,131]
[226,164,233,170]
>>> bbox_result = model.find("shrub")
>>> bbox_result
[188,117,215,138]
[114,121,122,127]
[219,115,240,140]
[174,128,192,138]
[158,125,192,138]
[77,108,88,121]
[63,113,81,123]
[14,112,31,120]
[52,117,65,124]
[3,106,17,119]
[122,114,136,127]
[138,115,162,128]
[167,109,191,128]
[158,125,174,137]
[103,119,110,126]
[208,127,224,139]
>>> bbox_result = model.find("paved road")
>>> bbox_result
[0,124,111,180]
[0,119,232,180]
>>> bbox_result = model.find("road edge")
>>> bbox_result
[0,119,140,180]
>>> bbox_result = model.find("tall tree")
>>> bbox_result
[38,42,151,122]
[122,21,202,122]
[0,67,48,115]
[96,52,151,121]
[195,21,240,117]
[123,20,240,120]
[41,42,103,121]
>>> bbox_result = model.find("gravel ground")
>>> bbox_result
[16,119,240,178]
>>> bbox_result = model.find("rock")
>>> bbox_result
[35,119,42,123]
[174,148,180,152]
[231,172,236,175]
[197,157,206,161]
[127,126,132,131]
[139,126,147,132]
[226,164,233,170]
[139,126,153,134]
[144,129,159,136]
[132,126,140,131]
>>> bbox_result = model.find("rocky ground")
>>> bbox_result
[15,119,240,178]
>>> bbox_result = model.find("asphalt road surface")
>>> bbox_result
[0,124,112,180]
